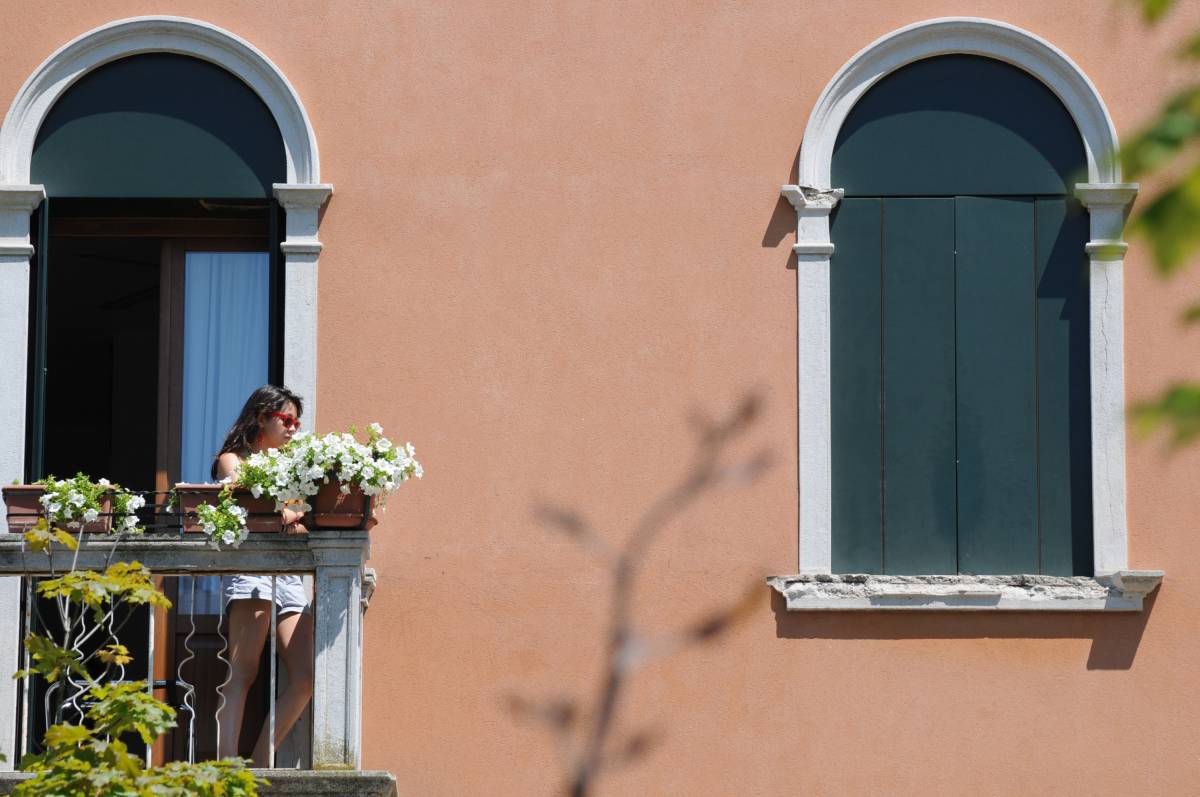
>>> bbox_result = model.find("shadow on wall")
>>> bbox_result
[762,146,802,271]
[770,589,1158,671]
[509,395,773,797]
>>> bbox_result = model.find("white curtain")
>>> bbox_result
[178,252,269,614]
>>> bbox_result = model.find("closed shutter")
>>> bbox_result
[830,196,1091,575]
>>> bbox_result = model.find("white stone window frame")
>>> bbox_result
[0,16,333,764]
[773,17,1162,611]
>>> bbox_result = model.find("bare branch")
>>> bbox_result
[533,504,617,565]
[521,394,771,797]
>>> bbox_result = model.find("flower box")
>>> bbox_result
[175,484,282,533]
[2,485,113,534]
[307,479,372,529]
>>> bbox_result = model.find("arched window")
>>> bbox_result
[775,19,1157,610]
[829,54,1091,576]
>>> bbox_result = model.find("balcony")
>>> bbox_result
[0,519,396,796]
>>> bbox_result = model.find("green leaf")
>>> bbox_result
[1132,383,1200,445]
[1182,303,1200,325]
[23,520,51,554]
[1178,31,1200,59]
[42,724,92,748]
[96,643,132,667]
[1140,0,1177,23]
[15,634,87,684]
[85,682,176,743]
[1121,87,1200,179]
[1128,165,1200,273]
[36,563,171,620]
[51,528,78,551]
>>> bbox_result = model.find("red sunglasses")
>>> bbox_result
[269,411,301,430]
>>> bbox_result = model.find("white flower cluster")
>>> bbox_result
[238,423,422,512]
[37,474,145,533]
[196,496,249,549]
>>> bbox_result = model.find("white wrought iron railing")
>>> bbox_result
[0,524,373,771]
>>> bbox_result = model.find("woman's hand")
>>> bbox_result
[281,507,307,534]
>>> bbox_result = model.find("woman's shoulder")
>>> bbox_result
[214,450,244,480]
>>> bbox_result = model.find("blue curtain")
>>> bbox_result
[179,251,269,613]
[180,252,270,483]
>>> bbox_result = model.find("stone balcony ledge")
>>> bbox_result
[0,770,397,796]
[768,571,1164,611]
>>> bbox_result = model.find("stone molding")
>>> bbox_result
[273,183,332,427]
[768,571,1164,611]
[797,18,1121,192]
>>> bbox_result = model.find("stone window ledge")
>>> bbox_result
[768,571,1164,611]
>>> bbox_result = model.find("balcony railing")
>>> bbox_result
[0,523,374,773]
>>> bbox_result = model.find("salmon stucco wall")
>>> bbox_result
[1,1,1199,794]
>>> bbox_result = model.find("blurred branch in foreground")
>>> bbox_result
[511,394,772,797]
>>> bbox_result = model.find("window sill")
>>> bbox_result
[767,571,1163,612]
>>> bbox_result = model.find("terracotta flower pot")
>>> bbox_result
[175,484,283,533]
[307,479,371,529]
[3,485,113,534]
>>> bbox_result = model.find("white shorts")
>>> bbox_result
[223,574,309,615]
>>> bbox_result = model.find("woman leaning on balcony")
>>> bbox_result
[211,384,313,766]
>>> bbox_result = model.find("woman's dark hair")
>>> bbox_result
[210,385,303,479]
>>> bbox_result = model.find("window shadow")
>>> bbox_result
[762,145,801,270]
[770,588,1158,670]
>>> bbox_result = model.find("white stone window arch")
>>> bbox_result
[771,17,1162,610]
[0,16,332,762]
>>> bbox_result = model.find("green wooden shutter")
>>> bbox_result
[880,199,957,574]
[830,198,883,573]
[955,197,1039,573]
[830,196,1091,575]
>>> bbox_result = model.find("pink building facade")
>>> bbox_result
[0,2,1196,794]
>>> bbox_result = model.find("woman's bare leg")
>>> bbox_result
[250,610,314,766]
[215,599,271,760]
